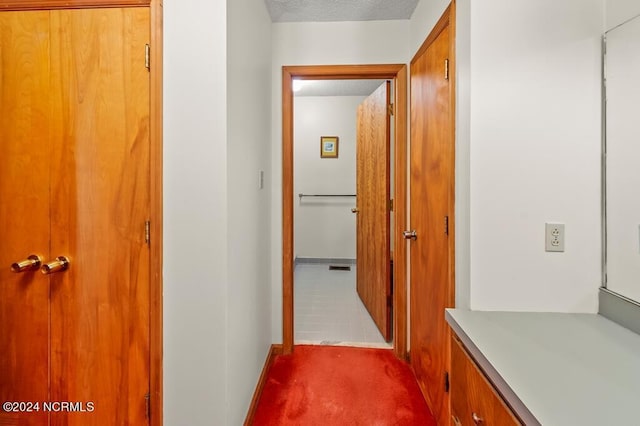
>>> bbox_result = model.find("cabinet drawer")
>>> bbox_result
[450,336,521,426]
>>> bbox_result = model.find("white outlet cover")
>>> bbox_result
[545,223,565,252]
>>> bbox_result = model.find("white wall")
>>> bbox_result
[164,0,229,424]
[468,0,603,312]
[409,0,450,54]
[165,0,272,424]
[226,0,272,424]
[606,0,640,30]
[294,96,362,260]
[271,20,410,341]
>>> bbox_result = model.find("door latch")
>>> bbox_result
[403,230,417,240]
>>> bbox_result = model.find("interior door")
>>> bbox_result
[409,21,454,426]
[0,8,151,426]
[0,11,51,426]
[48,8,151,426]
[356,81,392,342]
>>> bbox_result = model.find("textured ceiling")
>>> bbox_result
[294,79,386,97]
[265,0,419,23]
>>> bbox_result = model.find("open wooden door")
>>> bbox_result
[409,5,455,426]
[355,81,392,342]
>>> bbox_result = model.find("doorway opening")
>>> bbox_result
[293,79,390,348]
[282,65,408,358]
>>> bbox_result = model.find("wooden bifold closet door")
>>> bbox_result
[0,8,151,426]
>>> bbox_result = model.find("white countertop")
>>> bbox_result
[445,310,640,426]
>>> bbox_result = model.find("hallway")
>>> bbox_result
[294,263,391,347]
[251,345,435,425]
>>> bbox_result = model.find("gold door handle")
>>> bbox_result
[351,208,359,213]
[472,412,484,425]
[11,255,42,273]
[41,256,70,275]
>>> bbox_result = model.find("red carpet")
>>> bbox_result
[252,345,436,425]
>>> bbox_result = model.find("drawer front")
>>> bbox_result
[451,336,521,426]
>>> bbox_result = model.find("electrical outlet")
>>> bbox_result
[545,223,565,252]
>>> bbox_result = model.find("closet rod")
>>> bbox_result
[298,193,356,199]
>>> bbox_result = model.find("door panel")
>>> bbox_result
[49,8,150,425]
[356,81,392,341]
[0,11,51,426]
[410,24,453,426]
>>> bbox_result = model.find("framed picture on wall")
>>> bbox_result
[320,136,339,158]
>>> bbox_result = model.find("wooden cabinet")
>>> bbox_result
[450,336,521,426]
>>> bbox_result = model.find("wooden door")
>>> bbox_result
[49,8,151,426]
[409,14,454,426]
[0,11,51,426]
[356,81,392,341]
[0,7,151,426]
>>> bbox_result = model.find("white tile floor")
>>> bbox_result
[294,263,391,347]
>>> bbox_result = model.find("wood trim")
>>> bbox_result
[0,0,148,10]
[243,344,284,425]
[284,64,408,80]
[282,64,408,359]
[446,2,457,421]
[282,68,294,356]
[393,65,408,360]
[149,1,163,425]
[447,1,457,314]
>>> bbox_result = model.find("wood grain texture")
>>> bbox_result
[284,64,407,80]
[149,1,163,424]
[393,65,408,360]
[282,68,294,355]
[0,0,149,11]
[0,12,51,426]
[409,4,455,425]
[48,8,151,425]
[281,64,408,356]
[356,81,391,341]
[450,337,521,425]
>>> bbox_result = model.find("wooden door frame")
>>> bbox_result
[0,2,163,425]
[282,64,408,359]
[0,0,150,9]
[149,1,163,425]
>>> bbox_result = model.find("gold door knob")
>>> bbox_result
[11,255,42,273]
[351,208,359,213]
[41,256,70,275]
